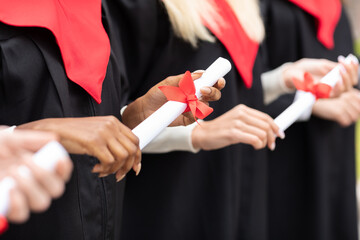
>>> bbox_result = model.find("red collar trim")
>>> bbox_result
[0,0,110,103]
[289,0,341,49]
[202,0,259,88]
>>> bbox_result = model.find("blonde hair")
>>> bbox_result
[162,0,265,47]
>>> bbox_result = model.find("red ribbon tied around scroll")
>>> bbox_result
[0,215,8,235]
[159,71,214,121]
[293,72,332,99]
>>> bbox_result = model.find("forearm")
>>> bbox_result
[120,105,200,153]
[142,122,200,153]
[261,63,295,105]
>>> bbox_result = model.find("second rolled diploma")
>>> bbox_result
[132,57,232,150]
[274,54,359,132]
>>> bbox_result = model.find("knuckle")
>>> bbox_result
[264,121,271,130]
[129,144,138,155]
[338,116,350,127]
[132,136,140,146]
[34,196,51,212]
[17,212,30,224]
[11,210,29,224]
[253,141,262,150]
[249,137,258,146]
[264,114,272,122]
[10,200,25,220]
[116,150,129,161]
[235,107,246,118]
[234,120,244,129]
[216,90,222,99]
[238,104,246,110]
[105,116,117,128]
[259,131,267,140]
[51,183,65,199]
[228,129,239,143]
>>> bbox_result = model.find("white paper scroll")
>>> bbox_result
[274,54,359,132]
[0,141,69,217]
[132,57,232,150]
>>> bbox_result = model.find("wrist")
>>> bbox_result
[17,119,46,131]
[191,124,203,150]
[282,64,296,90]
[17,119,60,134]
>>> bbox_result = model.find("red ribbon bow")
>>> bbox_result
[293,72,332,99]
[0,215,9,235]
[159,71,214,121]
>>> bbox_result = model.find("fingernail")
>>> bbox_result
[135,163,142,176]
[338,55,345,62]
[193,70,205,74]
[270,142,276,151]
[116,174,126,182]
[200,87,211,94]
[277,130,285,139]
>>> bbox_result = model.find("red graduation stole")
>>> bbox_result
[202,0,259,88]
[0,216,8,235]
[0,0,110,104]
[289,0,341,49]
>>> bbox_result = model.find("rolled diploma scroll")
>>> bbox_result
[0,141,69,217]
[132,57,232,150]
[274,54,359,132]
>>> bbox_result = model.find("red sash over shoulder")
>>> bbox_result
[0,0,110,103]
[202,0,259,88]
[289,0,341,49]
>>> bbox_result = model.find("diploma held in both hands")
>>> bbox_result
[0,141,69,234]
[274,54,359,132]
[132,57,232,149]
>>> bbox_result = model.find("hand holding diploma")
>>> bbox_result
[16,59,227,180]
[125,57,230,150]
[0,130,72,232]
[122,59,227,130]
[191,104,284,151]
[312,89,360,127]
[17,117,142,181]
[274,54,359,132]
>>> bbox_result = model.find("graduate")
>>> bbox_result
[119,0,272,238]
[119,0,358,239]
[118,0,321,239]
[0,0,223,239]
[263,0,360,239]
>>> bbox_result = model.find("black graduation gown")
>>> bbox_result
[119,1,268,240]
[263,1,358,239]
[0,1,128,239]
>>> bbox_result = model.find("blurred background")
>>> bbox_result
[345,0,360,55]
[344,0,360,179]
[344,0,360,233]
